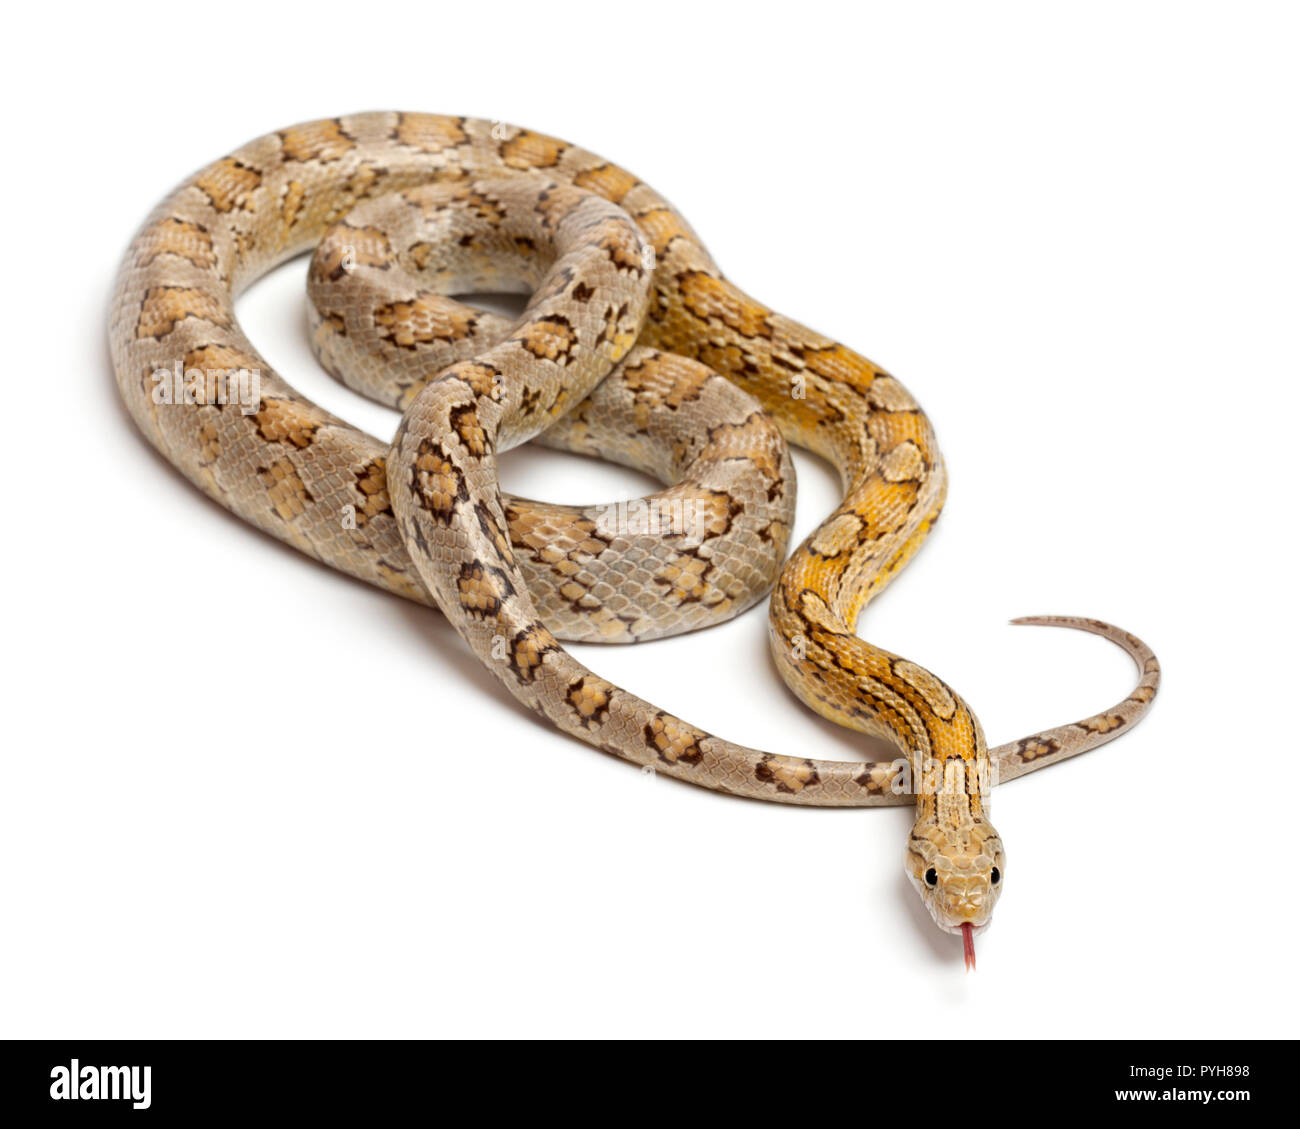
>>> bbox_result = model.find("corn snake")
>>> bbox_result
[109,112,1160,952]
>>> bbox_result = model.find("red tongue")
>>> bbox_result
[961,922,976,971]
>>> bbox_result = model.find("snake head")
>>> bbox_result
[905,816,1005,935]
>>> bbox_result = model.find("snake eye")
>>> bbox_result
[924,868,938,887]
[991,867,1001,885]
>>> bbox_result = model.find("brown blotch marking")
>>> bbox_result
[314,223,394,281]
[233,227,256,263]
[333,164,386,210]
[1015,736,1062,762]
[799,344,887,395]
[635,208,693,255]
[755,755,821,795]
[699,412,786,488]
[1081,714,1126,735]
[506,505,608,565]
[595,223,646,274]
[556,578,598,612]
[197,420,222,464]
[407,242,436,270]
[849,476,921,542]
[451,362,504,400]
[136,287,230,339]
[449,403,489,457]
[677,271,771,338]
[513,315,577,365]
[393,113,469,153]
[373,292,484,349]
[866,375,923,413]
[310,311,347,359]
[694,341,761,384]
[594,301,639,362]
[531,183,590,232]
[473,500,513,561]
[193,158,262,213]
[279,119,356,163]
[854,762,899,796]
[786,373,849,431]
[566,675,614,729]
[182,343,260,378]
[411,183,508,225]
[757,518,790,546]
[509,624,560,683]
[254,398,321,449]
[280,180,306,232]
[138,218,215,269]
[644,715,706,766]
[880,440,925,483]
[352,459,391,526]
[258,458,314,521]
[807,511,865,558]
[653,552,715,606]
[409,438,467,523]
[622,352,711,409]
[574,163,639,203]
[456,561,512,620]
[166,343,262,413]
[693,489,743,538]
[500,130,566,169]
[375,559,424,602]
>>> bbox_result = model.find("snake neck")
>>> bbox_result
[643,268,990,801]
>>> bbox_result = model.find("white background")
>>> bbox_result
[2,2,1296,1038]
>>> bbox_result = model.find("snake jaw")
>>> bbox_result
[937,918,990,938]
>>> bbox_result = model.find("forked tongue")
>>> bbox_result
[961,922,976,971]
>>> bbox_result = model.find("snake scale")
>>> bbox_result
[109,113,1160,958]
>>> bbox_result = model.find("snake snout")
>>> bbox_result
[940,882,993,928]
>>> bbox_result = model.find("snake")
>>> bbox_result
[109,113,1160,965]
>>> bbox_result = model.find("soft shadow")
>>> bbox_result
[896,866,963,966]
[381,595,565,736]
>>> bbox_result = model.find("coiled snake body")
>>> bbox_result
[110,113,1160,956]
